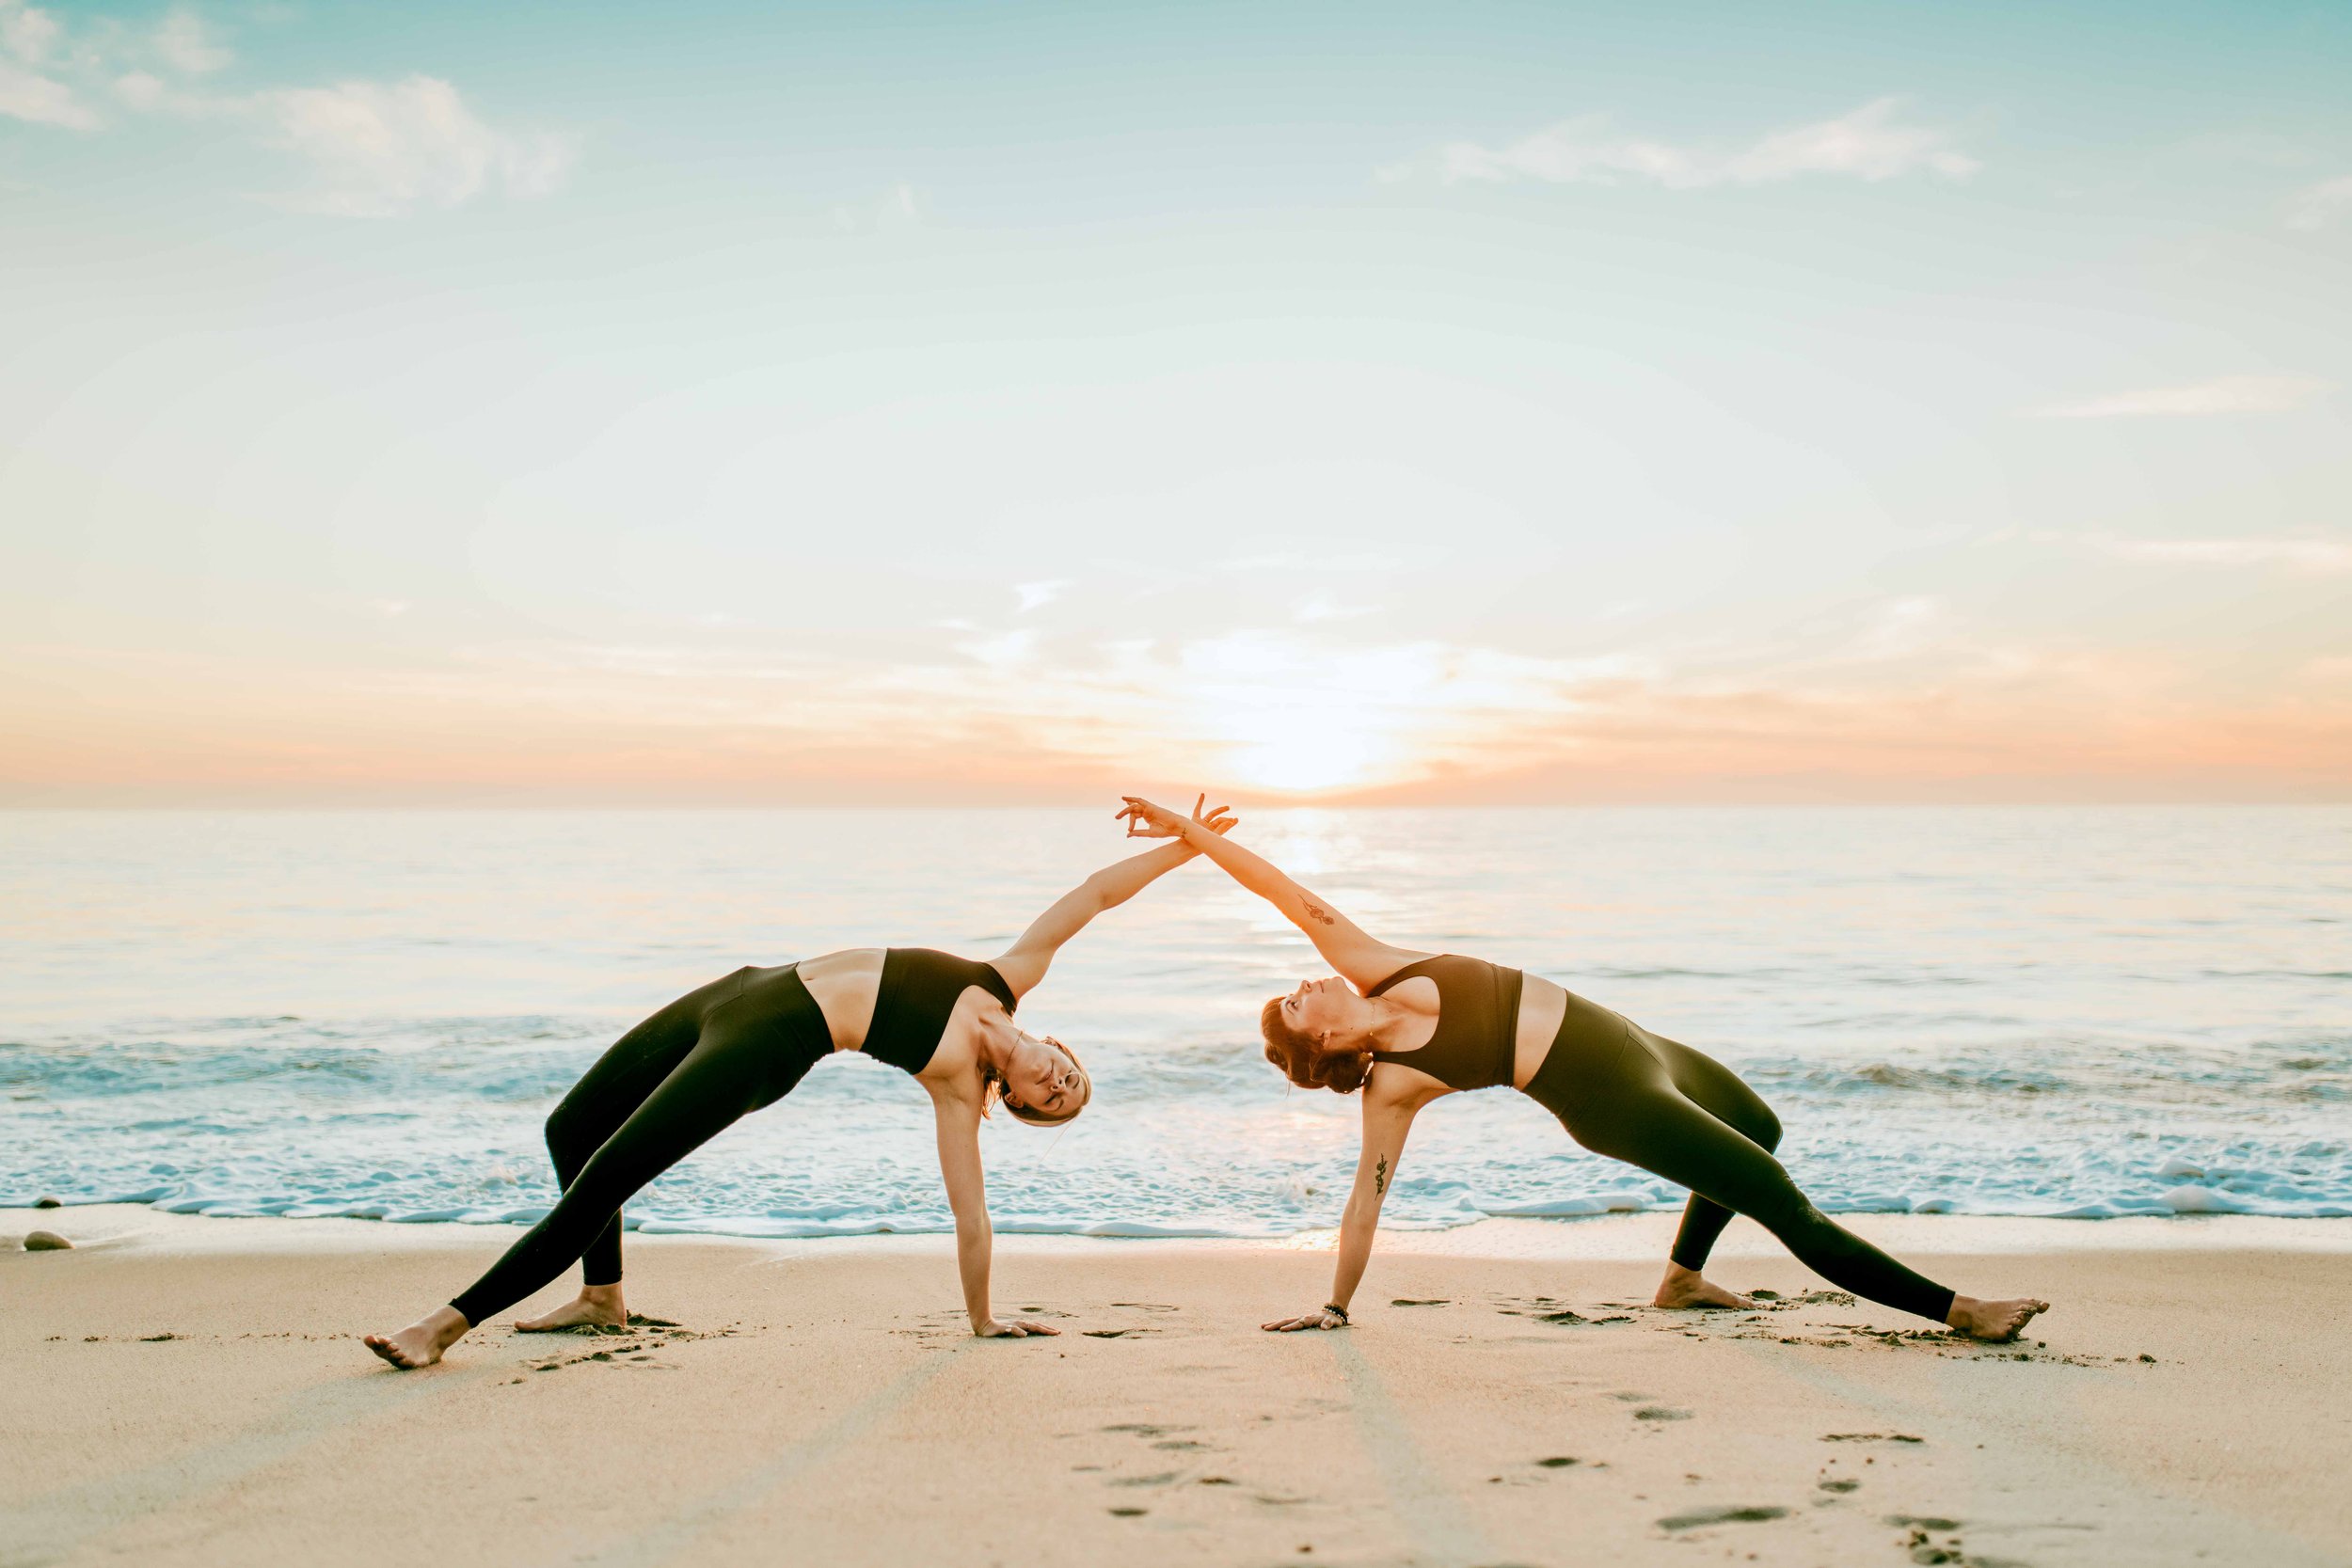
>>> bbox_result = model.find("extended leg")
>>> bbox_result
[446,1014,772,1332]
[540,980,727,1292]
[1568,1069,1955,1323]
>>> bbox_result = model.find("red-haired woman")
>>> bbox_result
[1115,796,2046,1342]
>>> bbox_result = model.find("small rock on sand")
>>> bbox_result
[25,1229,73,1250]
[34,1196,62,1208]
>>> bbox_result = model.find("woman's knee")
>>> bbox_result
[545,1097,596,1163]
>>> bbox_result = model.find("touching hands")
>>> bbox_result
[975,1318,1064,1338]
[1116,792,1236,843]
[1261,1305,1349,1333]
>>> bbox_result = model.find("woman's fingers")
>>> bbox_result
[1013,1320,1062,1336]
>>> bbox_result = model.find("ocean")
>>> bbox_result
[4,807,2346,1239]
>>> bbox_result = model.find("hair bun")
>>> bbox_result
[1260,996,1371,1096]
[1318,1048,1371,1095]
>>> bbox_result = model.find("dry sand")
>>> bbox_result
[5,1207,2348,1568]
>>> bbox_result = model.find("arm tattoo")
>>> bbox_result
[1374,1155,1388,1197]
[1302,898,1337,927]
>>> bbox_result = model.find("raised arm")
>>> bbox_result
[1263,1079,1429,1331]
[1116,796,1423,990]
[988,798,1235,998]
[930,1092,1058,1338]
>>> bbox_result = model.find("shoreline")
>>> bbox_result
[12,1202,2352,1262]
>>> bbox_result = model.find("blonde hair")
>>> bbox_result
[984,1036,1089,1126]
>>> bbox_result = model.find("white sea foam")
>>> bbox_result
[4,807,2348,1237]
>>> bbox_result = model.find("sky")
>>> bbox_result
[3,0,2347,805]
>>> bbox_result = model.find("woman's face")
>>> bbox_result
[1003,1031,1089,1120]
[1279,975,1364,1043]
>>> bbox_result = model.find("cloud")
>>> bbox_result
[1013,579,1068,613]
[0,56,90,126]
[153,8,230,74]
[2086,535,2352,572]
[1,0,57,63]
[831,182,921,233]
[2029,373,2330,419]
[253,75,574,216]
[1852,596,1944,658]
[1386,98,1978,189]
[1295,594,1375,624]
[2287,175,2352,231]
[1,1,94,128]
[1,3,567,214]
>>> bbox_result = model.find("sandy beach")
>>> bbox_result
[7,1209,2348,1568]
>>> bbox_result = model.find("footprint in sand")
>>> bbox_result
[1822,1432,1925,1445]
[1102,1422,1184,1437]
[1391,1298,1450,1307]
[1107,1472,1181,1488]
[1899,1526,1976,1564]
[1535,1456,1582,1469]
[1656,1504,1788,1530]
[1817,1477,1860,1494]
[1634,1407,1692,1422]
[1107,1506,1147,1517]
[1083,1328,1155,1338]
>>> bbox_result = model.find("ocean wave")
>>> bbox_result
[9,807,2352,1240]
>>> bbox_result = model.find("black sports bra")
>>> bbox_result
[1368,955,1524,1091]
[861,948,1017,1075]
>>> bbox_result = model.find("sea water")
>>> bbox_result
[3,807,2346,1239]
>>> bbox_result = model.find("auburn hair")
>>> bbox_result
[1260,994,1372,1095]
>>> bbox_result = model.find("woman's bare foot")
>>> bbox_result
[1653,1262,1755,1310]
[363,1305,469,1370]
[516,1284,628,1333]
[1946,1295,2050,1342]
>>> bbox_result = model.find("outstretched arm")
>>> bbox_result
[930,1092,1058,1338]
[1264,1081,1426,1331]
[1117,796,1423,990]
[989,797,1235,998]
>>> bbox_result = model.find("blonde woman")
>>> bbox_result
[363,800,1233,1368]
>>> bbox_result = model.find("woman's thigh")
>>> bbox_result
[552,969,752,1142]
[1565,1044,1793,1218]
[1641,1031,1781,1148]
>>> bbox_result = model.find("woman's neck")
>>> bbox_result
[975,1007,1017,1074]
[1362,996,1418,1052]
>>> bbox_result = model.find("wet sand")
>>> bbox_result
[5,1208,2348,1567]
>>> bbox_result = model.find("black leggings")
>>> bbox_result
[449,965,831,1328]
[1525,992,1956,1323]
